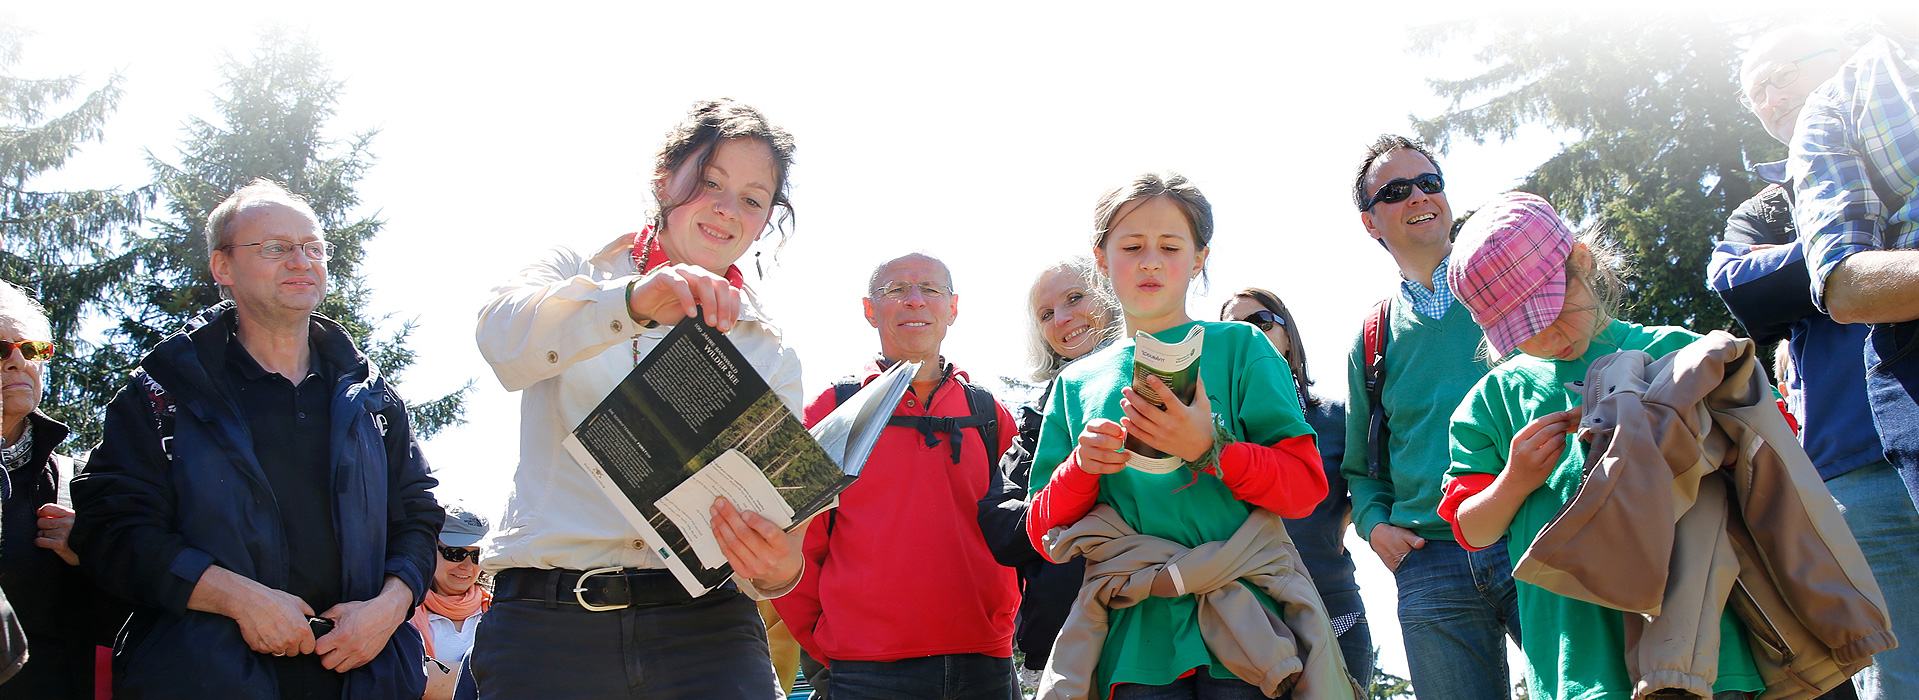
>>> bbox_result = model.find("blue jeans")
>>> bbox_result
[1107,669,1267,700]
[1863,323,1919,510]
[827,653,1017,700]
[1828,461,1919,700]
[469,586,780,699]
[1392,539,1522,700]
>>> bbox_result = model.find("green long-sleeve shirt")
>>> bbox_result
[1341,298,1491,542]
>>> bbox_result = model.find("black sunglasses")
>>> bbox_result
[438,545,481,564]
[1236,309,1285,332]
[1362,172,1445,211]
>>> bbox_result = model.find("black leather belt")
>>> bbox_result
[495,567,713,610]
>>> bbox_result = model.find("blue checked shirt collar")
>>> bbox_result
[1400,255,1455,319]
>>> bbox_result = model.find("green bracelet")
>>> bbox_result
[624,277,659,329]
[1192,423,1238,473]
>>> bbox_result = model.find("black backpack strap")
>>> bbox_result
[137,371,178,461]
[1362,298,1392,479]
[962,383,1000,472]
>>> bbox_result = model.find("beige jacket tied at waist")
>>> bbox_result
[1038,505,1359,700]
[1513,331,1894,699]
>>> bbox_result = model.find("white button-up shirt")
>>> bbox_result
[474,234,804,590]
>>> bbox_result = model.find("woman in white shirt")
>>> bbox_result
[413,504,491,700]
[470,99,808,699]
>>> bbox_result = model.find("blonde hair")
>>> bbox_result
[1023,258,1119,382]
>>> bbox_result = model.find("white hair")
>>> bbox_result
[0,279,52,342]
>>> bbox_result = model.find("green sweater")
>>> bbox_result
[1342,298,1492,542]
[1030,320,1314,695]
[1448,320,1762,699]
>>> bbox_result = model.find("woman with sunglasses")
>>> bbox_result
[1219,288,1372,691]
[409,504,492,700]
[0,280,125,699]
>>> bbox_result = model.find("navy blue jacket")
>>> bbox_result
[72,303,441,699]
[1708,180,1886,479]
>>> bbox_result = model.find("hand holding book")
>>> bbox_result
[627,264,744,332]
[710,496,806,591]
[1120,373,1216,463]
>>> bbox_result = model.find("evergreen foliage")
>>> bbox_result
[1411,13,1787,332]
[1368,654,1415,699]
[126,29,468,440]
[0,21,153,446]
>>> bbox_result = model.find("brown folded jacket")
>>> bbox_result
[1511,331,1894,699]
[1038,505,1359,700]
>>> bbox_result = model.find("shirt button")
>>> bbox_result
[611,320,623,333]
[298,412,307,419]
[546,350,559,364]
[632,539,646,550]
[906,398,915,407]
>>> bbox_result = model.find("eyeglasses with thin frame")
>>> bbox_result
[219,239,335,262]
[1740,48,1841,111]
[872,281,953,301]
[0,340,54,362]
[1236,309,1285,332]
[1362,173,1445,211]
[438,545,481,564]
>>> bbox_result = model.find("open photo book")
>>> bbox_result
[562,318,919,596]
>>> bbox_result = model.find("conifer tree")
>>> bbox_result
[126,30,467,438]
[1412,13,1792,331]
[0,21,152,446]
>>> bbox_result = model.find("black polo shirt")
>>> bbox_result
[222,325,344,700]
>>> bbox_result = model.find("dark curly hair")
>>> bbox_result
[651,99,797,245]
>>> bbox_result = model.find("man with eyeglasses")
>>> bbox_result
[1343,135,1521,700]
[770,252,1020,700]
[1711,27,1919,699]
[72,179,443,700]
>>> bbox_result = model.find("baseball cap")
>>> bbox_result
[1447,191,1575,357]
[439,503,491,548]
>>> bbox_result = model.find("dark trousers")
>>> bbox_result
[1865,322,1919,511]
[826,654,1017,700]
[468,586,780,700]
[1320,588,1375,691]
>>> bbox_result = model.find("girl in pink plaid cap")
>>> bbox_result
[1434,192,1764,700]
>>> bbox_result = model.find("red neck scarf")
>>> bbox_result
[631,227,747,289]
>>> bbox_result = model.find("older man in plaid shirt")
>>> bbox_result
[1797,13,1919,512]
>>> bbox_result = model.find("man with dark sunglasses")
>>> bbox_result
[1712,27,1919,699]
[1343,134,1521,700]
[71,180,443,700]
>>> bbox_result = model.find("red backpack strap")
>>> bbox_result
[1362,298,1393,479]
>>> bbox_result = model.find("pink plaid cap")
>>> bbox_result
[1446,192,1574,357]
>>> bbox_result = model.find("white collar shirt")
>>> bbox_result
[474,234,804,595]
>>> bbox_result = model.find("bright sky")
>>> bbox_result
[10,0,1826,688]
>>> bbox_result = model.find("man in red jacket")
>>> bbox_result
[773,252,1020,700]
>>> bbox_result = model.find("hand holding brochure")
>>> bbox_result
[1124,324,1204,474]
[562,317,918,596]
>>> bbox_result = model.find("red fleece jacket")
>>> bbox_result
[1025,435,1327,562]
[771,363,1020,664]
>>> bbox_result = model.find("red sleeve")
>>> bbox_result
[1437,473,1498,551]
[1213,434,1328,519]
[771,510,833,661]
[1026,452,1102,563]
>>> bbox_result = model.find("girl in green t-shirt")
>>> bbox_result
[1440,192,1761,700]
[1025,172,1332,699]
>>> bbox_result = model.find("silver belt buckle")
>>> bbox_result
[572,566,629,611]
